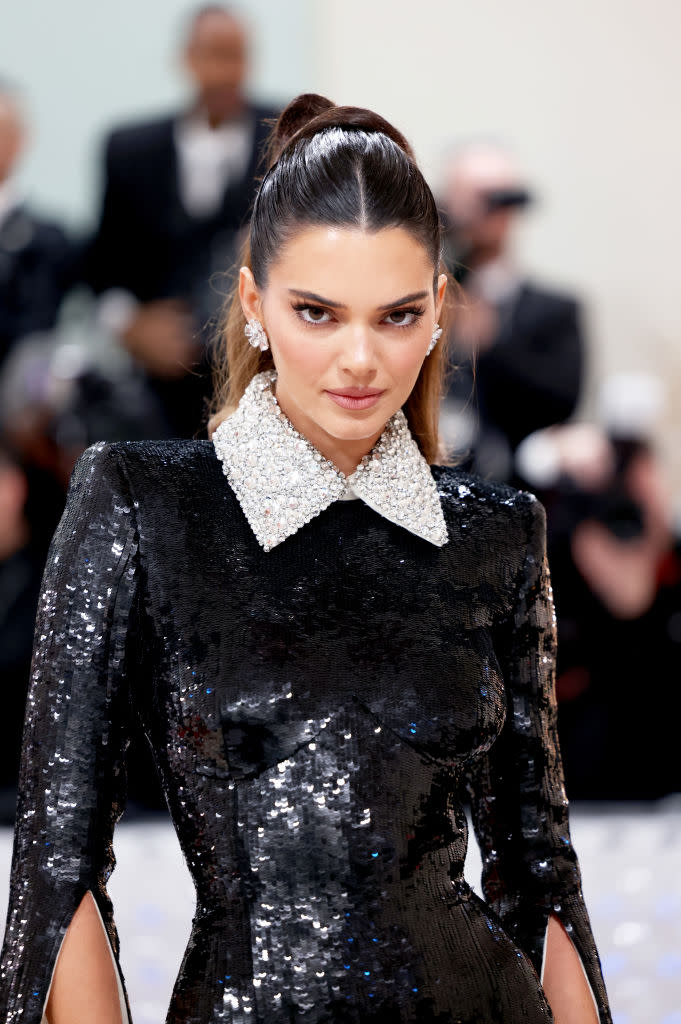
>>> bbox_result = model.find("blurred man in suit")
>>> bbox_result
[0,83,76,371]
[439,141,585,483]
[85,4,281,439]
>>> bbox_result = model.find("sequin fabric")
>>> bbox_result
[212,369,449,550]
[0,439,613,1023]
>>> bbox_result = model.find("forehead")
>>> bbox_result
[189,12,246,49]
[447,147,521,192]
[267,226,433,298]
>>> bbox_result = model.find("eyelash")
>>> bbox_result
[292,303,426,329]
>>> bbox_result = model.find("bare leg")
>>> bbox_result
[44,890,125,1024]
[542,912,599,1024]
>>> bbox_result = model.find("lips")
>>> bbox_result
[324,389,385,410]
[326,388,385,397]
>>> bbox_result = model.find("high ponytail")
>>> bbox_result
[261,93,337,169]
[207,93,459,464]
[262,92,415,170]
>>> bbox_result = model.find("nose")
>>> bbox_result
[337,324,378,377]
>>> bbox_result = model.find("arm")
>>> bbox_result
[0,442,140,1023]
[83,132,133,297]
[464,492,612,1022]
[0,221,80,354]
[82,130,198,377]
[478,295,585,437]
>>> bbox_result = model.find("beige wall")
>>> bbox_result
[312,0,681,514]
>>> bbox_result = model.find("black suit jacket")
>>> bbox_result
[450,280,585,451]
[84,101,280,309]
[0,204,78,367]
[81,101,281,439]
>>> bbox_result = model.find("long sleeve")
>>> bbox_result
[464,491,613,1022]
[0,441,140,1023]
[83,131,134,298]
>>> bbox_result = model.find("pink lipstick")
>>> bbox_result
[324,387,385,410]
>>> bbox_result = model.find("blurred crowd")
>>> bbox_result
[1,3,679,824]
[438,141,681,804]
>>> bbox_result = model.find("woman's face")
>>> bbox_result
[239,225,447,474]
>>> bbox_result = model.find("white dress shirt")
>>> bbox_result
[173,109,255,219]
[97,110,256,337]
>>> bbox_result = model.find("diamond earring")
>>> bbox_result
[426,323,443,356]
[244,318,269,352]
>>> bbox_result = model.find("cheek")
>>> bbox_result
[386,336,429,382]
[269,311,329,377]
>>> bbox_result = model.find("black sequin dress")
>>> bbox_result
[0,438,612,1022]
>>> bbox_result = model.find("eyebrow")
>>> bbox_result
[287,288,429,311]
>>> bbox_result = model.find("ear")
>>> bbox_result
[435,272,448,323]
[239,266,262,323]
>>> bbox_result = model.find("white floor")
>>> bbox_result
[1,797,680,1023]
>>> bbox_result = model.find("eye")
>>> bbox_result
[294,304,333,325]
[383,306,425,328]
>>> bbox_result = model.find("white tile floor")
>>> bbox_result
[1,796,680,1023]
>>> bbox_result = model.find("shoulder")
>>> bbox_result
[73,438,218,491]
[250,101,282,122]
[431,463,546,546]
[518,280,580,318]
[104,437,216,473]
[104,114,176,162]
[1,205,69,249]
[249,103,283,151]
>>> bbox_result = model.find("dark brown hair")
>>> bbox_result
[207,93,459,464]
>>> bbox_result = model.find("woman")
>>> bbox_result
[0,94,612,1023]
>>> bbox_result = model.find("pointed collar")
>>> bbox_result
[212,369,449,551]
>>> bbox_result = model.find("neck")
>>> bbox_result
[466,241,504,268]
[193,96,246,129]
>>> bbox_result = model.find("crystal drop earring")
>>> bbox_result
[426,323,443,356]
[244,318,269,352]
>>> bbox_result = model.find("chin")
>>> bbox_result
[322,412,386,441]
[204,93,240,119]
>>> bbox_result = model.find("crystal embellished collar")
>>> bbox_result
[211,369,449,551]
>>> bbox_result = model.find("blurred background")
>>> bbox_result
[1,2,680,1021]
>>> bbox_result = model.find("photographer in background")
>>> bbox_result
[515,374,681,799]
[438,140,585,482]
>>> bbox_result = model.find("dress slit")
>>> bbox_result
[39,889,130,1024]
[540,911,600,1018]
